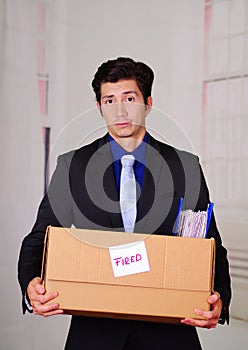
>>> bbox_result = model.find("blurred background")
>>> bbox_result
[0,0,247,349]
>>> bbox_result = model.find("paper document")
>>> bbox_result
[174,199,214,239]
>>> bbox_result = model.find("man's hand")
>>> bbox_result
[181,292,222,329]
[27,277,63,317]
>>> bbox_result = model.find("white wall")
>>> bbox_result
[59,0,204,154]
[1,0,246,349]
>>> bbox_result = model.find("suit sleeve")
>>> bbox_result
[17,154,73,313]
[193,159,232,324]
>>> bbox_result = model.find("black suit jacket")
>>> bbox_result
[18,133,231,350]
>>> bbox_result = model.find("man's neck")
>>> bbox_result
[109,131,146,152]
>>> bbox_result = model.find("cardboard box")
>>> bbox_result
[42,226,215,323]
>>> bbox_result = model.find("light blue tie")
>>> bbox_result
[120,155,137,233]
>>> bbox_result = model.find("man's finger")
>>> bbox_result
[181,317,218,329]
[40,291,59,304]
[208,293,219,304]
[35,284,45,294]
[194,308,216,319]
[32,300,63,316]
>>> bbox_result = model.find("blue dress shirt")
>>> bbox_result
[108,133,148,199]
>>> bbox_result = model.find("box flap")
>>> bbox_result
[41,226,50,282]
[164,236,215,291]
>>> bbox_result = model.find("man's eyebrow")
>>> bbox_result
[123,90,137,95]
[102,91,137,100]
[102,94,114,99]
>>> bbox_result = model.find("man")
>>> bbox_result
[18,57,231,349]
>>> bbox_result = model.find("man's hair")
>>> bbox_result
[91,57,154,104]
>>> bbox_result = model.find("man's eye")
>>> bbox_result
[126,96,134,102]
[106,99,113,104]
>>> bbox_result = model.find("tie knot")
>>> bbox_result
[121,154,135,167]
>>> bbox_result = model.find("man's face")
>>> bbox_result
[97,79,152,141]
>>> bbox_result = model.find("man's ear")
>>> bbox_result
[96,102,103,116]
[145,96,153,115]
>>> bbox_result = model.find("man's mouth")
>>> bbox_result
[115,122,130,127]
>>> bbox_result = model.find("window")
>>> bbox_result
[202,0,248,212]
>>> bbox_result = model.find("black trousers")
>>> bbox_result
[123,327,143,350]
[64,316,202,350]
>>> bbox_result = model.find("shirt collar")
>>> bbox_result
[108,132,148,164]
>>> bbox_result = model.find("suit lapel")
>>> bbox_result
[95,136,123,230]
[135,137,164,233]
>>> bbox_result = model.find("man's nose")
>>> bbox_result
[116,102,127,117]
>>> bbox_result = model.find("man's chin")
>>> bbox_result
[108,126,133,137]
[109,128,145,141]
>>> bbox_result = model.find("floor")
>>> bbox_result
[198,318,248,349]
